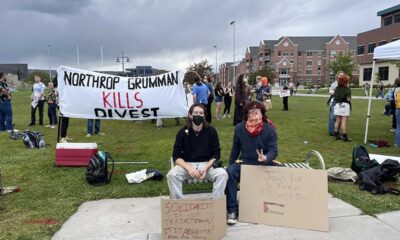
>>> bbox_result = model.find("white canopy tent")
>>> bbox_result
[364,39,400,143]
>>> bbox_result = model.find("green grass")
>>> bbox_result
[1,89,399,239]
[296,87,380,96]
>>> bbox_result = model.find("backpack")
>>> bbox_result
[358,159,400,195]
[86,151,114,185]
[22,131,45,148]
[351,145,379,173]
[327,167,358,183]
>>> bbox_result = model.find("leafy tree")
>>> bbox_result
[248,66,276,86]
[26,71,51,84]
[329,52,355,78]
[184,59,213,84]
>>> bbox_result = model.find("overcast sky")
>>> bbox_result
[0,0,398,72]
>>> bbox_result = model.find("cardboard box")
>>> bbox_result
[161,196,226,240]
[55,143,98,167]
[239,165,329,232]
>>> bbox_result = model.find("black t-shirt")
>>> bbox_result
[0,81,10,103]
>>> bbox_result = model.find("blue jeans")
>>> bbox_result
[328,101,336,135]
[47,103,58,125]
[226,163,241,215]
[0,100,13,131]
[396,109,400,146]
[87,119,100,134]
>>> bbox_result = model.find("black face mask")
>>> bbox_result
[192,115,204,126]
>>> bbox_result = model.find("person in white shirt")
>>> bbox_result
[29,75,46,126]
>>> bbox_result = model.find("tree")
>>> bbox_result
[26,71,51,85]
[248,66,276,86]
[184,59,213,84]
[329,52,356,78]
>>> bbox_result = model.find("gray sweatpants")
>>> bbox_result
[167,162,228,199]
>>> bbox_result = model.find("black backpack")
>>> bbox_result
[351,145,379,173]
[86,151,114,185]
[22,131,45,148]
[358,159,400,195]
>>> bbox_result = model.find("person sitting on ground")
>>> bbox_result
[226,101,278,225]
[167,103,228,199]
[333,74,352,142]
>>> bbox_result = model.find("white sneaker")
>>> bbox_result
[227,212,237,225]
[60,138,68,143]
[228,114,231,119]
[6,130,12,133]
[86,134,92,137]
[45,125,51,128]
[50,125,56,129]
[96,132,105,136]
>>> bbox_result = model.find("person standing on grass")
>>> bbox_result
[214,82,224,120]
[86,119,104,137]
[204,75,215,123]
[376,81,384,98]
[394,77,400,147]
[46,82,58,128]
[29,75,46,126]
[192,75,209,107]
[226,101,278,225]
[328,71,344,136]
[0,72,15,132]
[333,74,352,142]
[233,74,246,126]
[167,103,228,199]
[223,82,233,119]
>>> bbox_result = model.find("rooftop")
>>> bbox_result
[377,4,400,16]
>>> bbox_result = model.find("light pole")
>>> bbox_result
[116,50,131,73]
[213,45,218,82]
[47,44,52,81]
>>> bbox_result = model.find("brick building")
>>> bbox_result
[357,4,400,86]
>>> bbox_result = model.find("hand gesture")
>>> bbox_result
[198,167,208,180]
[187,165,200,179]
[256,149,267,162]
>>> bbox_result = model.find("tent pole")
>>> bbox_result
[364,60,376,144]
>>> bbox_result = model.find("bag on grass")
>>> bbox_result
[358,159,400,195]
[327,167,358,183]
[22,131,45,149]
[86,151,114,185]
[351,145,379,173]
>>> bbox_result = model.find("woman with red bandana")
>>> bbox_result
[225,101,278,225]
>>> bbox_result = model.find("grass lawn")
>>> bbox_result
[1,89,399,239]
[296,87,381,96]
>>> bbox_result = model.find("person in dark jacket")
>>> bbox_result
[333,74,352,142]
[233,74,246,126]
[226,101,278,225]
[167,103,228,199]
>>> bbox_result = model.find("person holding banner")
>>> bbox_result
[226,101,278,225]
[167,103,228,199]
[86,119,104,137]
[29,75,46,126]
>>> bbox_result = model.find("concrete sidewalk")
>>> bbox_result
[52,193,400,240]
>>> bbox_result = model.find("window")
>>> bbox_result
[280,68,288,75]
[290,52,294,56]
[306,61,312,66]
[283,52,289,56]
[378,66,389,81]
[384,16,393,26]
[378,41,387,46]
[278,51,281,56]
[317,60,321,66]
[306,69,312,75]
[368,43,376,53]
[330,50,336,57]
[395,14,400,23]
[290,60,293,64]
[363,68,372,81]
[357,45,365,55]
[298,52,302,56]
[306,52,312,56]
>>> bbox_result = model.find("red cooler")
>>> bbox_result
[55,143,98,167]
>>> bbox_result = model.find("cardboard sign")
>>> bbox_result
[239,165,329,232]
[280,89,290,97]
[161,196,226,240]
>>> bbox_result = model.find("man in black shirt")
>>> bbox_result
[0,72,14,132]
[167,103,228,199]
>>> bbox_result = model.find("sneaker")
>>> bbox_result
[227,212,237,225]
[28,123,35,126]
[96,132,105,136]
[6,130,12,133]
[45,125,51,128]
[221,114,226,119]
[228,114,231,119]
[50,125,56,129]
[390,128,396,132]
[86,133,92,137]
[65,136,73,141]
[60,138,68,143]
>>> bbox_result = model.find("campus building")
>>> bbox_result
[0,64,28,80]
[357,4,400,86]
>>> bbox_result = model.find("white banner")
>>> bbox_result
[57,66,189,120]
